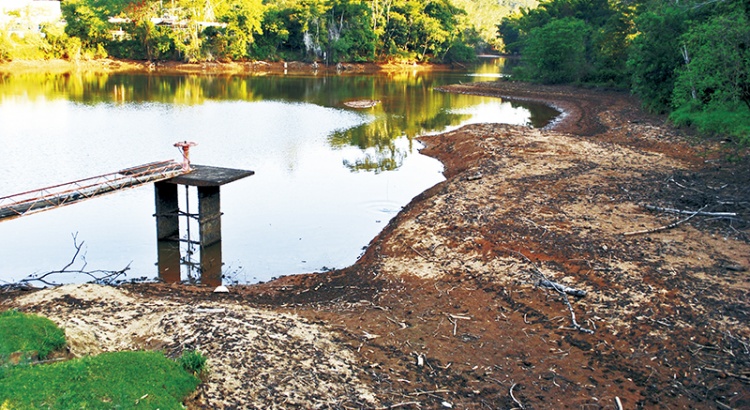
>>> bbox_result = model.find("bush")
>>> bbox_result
[670,102,750,145]
[442,40,477,64]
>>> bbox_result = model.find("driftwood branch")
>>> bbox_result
[704,367,750,383]
[642,204,736,217]
[1,233,130,291]
[503,247,595,334]
[537,279,586,297]
[623,205,708,236]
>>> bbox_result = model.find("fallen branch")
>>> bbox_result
[1,233,130,290]
[537,279,586,297]
[642,204,736,217]
[623,205,708,236]
[503,247,595,334]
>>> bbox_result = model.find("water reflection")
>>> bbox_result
[0,59,559,285]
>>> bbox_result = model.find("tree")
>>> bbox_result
[219,0,265,60]
[327,0,376,62]
[627,5,687,113]
[672,8,750,111]
[521,17,590,83]
[61,0,110,49]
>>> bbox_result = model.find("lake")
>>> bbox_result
[0,57,558,286]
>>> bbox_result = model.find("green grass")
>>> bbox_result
[0,310,201,409]
[179,349,208,377]
[0,310,66,363]
[0,350,200,409]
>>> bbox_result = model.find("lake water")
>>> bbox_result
[0,58,558,286]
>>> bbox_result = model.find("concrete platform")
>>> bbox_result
[165,165,255,187]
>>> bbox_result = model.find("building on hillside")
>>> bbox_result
[0,0,62,37]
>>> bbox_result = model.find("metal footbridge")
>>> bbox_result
[0,160,186,221]
[1,142,255,286]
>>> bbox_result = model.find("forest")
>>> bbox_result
[499,0,749,143]
[0,0,748,142]
[0,0,534,64]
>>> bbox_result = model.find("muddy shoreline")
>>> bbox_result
[2,76,749,409]
[0,58,451,76]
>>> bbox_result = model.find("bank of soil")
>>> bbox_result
[2,80,749,409]
[0,58,446,75]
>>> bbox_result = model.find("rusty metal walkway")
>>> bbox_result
[0,160,185,221]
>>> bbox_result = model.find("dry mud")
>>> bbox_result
[3,80,749,409]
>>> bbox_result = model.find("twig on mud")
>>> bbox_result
[642,204,737,218]
[409,245,432,261]
[537,279,587,297]
[509,383,525,409]
[410,389,452,396]
[623,205,708,236]
[502,247,595,334]
[377,401,421,409]
[703,367,750,383]
[1,233,130,290]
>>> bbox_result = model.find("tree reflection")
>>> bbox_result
[0,61,552,173]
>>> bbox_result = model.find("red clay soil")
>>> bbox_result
[3,80,749,409]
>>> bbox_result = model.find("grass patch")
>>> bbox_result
[0,309,201,409]
[0,350,200,409]
[0,310,66,364]
[179,349,209,377]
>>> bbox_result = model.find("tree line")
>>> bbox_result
[498,0,749,144]
[0,0,534,64]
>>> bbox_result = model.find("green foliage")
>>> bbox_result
[520,17,590,84]
[627,5,687,113]
[179,349,208,376]
[327,0,376,62]
[497,14,523,54]
[670,102,750,145]
[497,0,750,143]
[0,310,66,363]
[672,8,750,111]
[499,0,630,86]
[220,0,265,60]
[443,39,478,63]
[0,350,200,409]
[452,0,536,50]
[3,0,488,63]
[61,0,110,49]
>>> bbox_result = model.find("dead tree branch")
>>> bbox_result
[503,247,595,334]
[623,205,708,236]
[642,204,737,218]
[1,233,130,291]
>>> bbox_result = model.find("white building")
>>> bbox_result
[0,0,62,36]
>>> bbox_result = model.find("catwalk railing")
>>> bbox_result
[0,160,185,221]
